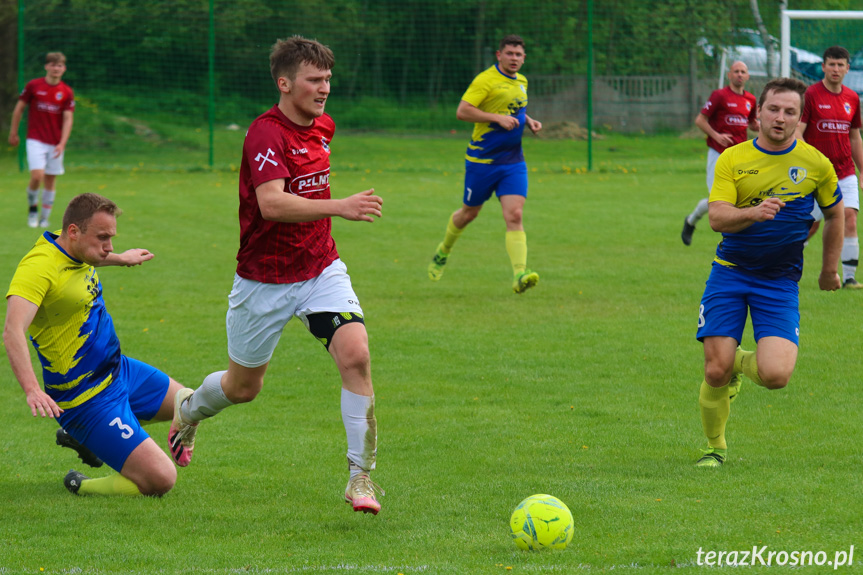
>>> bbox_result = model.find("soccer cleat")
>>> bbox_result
[727,373,743,404]
[345,472,385,515]
[681,217,695,246]
[64,469,89,495]
[695,448,726,468]
[843,278,863,289]
[427,243,449,281]
[28,210,38,228]
[39,218,50,229]
[168,388,198,467]
[513,270,539,294]
[56,428,104,468]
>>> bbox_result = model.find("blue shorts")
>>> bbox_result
[463,161,528,207]
[696,263,800,345]
[57,356,170,472]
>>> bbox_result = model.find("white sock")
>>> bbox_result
[182,371,233,422]
[687,198,709,226]
[27,188,39,209]
[842,236,859,281]
[342,388,376,476]
[41,189,56,222]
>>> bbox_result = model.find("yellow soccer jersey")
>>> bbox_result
[7,232,121,409]
[462,64,528,164]
[709,138,841,280]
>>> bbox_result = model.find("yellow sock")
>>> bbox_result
[79,474,142,496]
[735,348,764,387]
[505,230,528,276]
[699,380,730,450]
[441,215,463,253]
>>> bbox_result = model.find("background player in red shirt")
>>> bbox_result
[682,61,758,245]
[796,46,863,289]
[167,37,386,514]
[8,52,75,229]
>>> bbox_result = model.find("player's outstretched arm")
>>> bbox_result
[257,180,382,223]
[708,197,785,234]
[819,201,845,291]
[3,296,63,418]
[336,189,383,223]
[99,249,154,267]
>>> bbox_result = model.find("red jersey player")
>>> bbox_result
[168,37,386,514]
[8,52,75,229]
[682,61,758,245]
[797,46,863,289]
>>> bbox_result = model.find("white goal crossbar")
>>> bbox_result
[781,10,863,76]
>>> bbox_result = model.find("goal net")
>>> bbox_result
[781,9,863,91]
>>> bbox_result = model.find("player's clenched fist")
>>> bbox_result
[751,197,785,221]
[340,189,382,222]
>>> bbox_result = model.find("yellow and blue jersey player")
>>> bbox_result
[428,34,543,294]
[4,193,199,496]
[694,78,844,468]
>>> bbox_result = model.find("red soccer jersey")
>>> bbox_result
[700,86,757,153]
[236,106,338,284]
[801,81,862,179]
[18,78,75,146]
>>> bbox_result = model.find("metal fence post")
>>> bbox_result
[208,0,215,168]
[17,0,25,172]
[587,0,593,171]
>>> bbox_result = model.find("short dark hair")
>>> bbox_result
[270,36,334,85]
[823,46,850,63]
[62,193,121,232]
[758,77,807,109]
[45,52,66,64]
[499,34,525,52]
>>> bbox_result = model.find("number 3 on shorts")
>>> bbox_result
[698,304,706,328]
[110,417,134,439]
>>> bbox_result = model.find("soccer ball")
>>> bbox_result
[509,494,574,550]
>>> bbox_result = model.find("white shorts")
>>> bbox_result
[811,174,859,220]
[226,259,363,368]
[26,139,65,175]
[706,148,721,193]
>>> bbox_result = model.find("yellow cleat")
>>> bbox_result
[428,243,449,281]
[513,270,539,294]
[695,448,726,468]
[728,372,743,403]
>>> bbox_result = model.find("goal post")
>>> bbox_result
[781,10,863,77]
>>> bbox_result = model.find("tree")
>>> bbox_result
[0,0,17,132]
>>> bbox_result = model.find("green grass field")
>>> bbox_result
[0,133,861,574]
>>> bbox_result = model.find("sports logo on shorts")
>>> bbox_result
[788,167,807,185]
